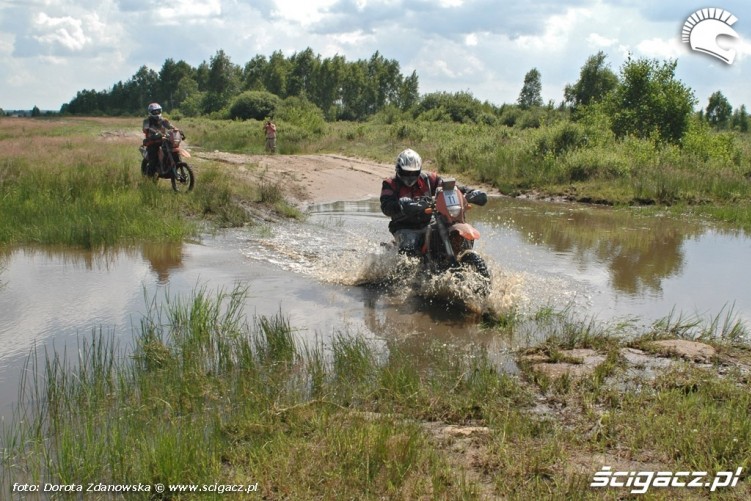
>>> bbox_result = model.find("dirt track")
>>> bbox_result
[194,152,396,208]
[193,151,502,210]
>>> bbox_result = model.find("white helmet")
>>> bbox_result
[395,148,422,187]
[147,102,162,119]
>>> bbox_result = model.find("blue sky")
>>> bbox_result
[2,0,750,112]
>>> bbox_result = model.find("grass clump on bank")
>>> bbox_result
[3,287,750,499]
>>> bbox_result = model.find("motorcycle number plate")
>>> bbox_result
[444,190,460,207]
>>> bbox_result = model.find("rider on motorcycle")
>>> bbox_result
[142,102,175,174]
[380,148,487,255]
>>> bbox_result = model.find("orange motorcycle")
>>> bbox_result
[392,179,490,297]
[140,128,195,192]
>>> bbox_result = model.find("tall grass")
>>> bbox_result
[3,287,751,499]
[0,117,302,247]
[1,285,528,499]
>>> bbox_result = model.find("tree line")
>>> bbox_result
[60,48,418,122]
[56,48,748,145]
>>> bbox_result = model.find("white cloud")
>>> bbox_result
[32,13,88,52]
[155,0,222,25]
[587,33,617,48]
[636,37,683,59]
[438,0,464,7]
[271,0,339,26]
[514,7,591,51]
[465,33,478,46]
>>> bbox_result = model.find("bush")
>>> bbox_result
[563,148,630,181]
[275,96,326,135]
[534,122,589,157]
[390,122,426,142]
[682,116,741,165]
[229,91,281,121]
[413,91,496,124]
[606,58,695,144]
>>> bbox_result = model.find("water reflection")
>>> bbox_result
[474,200,705,296]
[141,242,185,284]
[0,243,185,363]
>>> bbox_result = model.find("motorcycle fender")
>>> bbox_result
[450,223,480,240]
[176,148,191,158]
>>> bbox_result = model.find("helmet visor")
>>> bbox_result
[150,108,162,116]
[400,171,419,186]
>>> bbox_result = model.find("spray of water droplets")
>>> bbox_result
[241,218,526,318]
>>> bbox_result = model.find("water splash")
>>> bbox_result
[240,215,532,319]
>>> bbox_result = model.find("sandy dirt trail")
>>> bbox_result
[194,152,397,208]
[193,151,501,210]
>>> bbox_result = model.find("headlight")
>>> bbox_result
[447,205,462,218]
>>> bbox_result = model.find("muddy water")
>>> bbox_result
[1,197,750,421]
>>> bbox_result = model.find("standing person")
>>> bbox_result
[380,148,487,255]
[142,102,175,174]
[263,119,277,153]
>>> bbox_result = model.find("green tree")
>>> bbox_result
[31,105,41,117]
[518,68,543,109]
[340,60,369,120]
[204,50,241,113]
[732,104,749,132]
[399,71,420,110]
[607,57,695,144]
[705,90,732,129]
[195,62,210,92]
[564,51,618,109]
[133,65,160,108]
[159,59,195,110]
[287,48,320,98]
[243,55,268,91]
[315,55,346,119]
[264,50,291,97]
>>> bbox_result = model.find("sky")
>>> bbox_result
[2,0,751,112]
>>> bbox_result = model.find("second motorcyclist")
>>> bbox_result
[380,148,487,255]
[142,102,176,175]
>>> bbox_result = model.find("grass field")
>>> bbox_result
[0,117,298,248]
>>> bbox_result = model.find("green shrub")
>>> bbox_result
[390,122,426,142]
[534,122,589,157]
[563,148,630,181]
[682,116,741,165]
[229,91,282,121]
[275,96,326,135]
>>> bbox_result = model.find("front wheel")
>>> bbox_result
[171,162,195,192]
[458,251,491,296]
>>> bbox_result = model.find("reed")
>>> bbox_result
[2,288,751,499]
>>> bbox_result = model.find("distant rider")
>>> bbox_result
[142,102,175,174]
[380,148,487,255]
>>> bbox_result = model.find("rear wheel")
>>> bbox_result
[171,162,195,192]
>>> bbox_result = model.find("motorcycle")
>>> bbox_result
[139,128,195,192]
[393,178,491,297]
